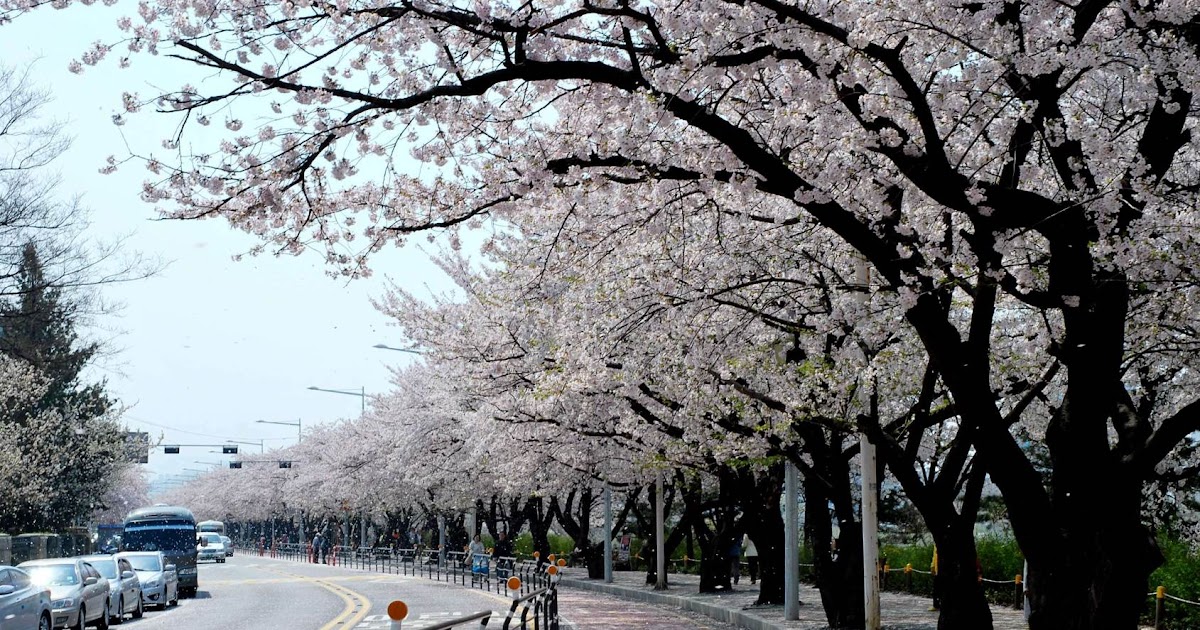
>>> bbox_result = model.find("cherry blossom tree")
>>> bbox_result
[21,0,1200,626]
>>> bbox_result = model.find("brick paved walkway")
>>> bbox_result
[558,569,1030,630]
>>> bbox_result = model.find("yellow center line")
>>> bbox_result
[252,566,373,629]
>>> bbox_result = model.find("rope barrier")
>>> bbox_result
[1165,593,1200,607]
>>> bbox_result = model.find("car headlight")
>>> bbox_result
[51,598,75,609]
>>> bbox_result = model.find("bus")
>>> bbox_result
[122,506,199,597]
[197,520,225,536]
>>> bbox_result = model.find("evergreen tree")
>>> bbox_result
[0,242,123,532]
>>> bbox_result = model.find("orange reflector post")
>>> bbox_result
[547,565,559,576]
[507,576,522,591]
[548,554,556,563]
[533,551,540,559]
[388,600,409,621]
[557,559,566,567]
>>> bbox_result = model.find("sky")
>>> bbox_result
[0,8,457,494]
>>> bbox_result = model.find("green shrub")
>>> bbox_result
[1146,538,1200,630]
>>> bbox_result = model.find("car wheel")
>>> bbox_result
[75,606,86,630]
[133,596,143,619]
[96,602,110,630]
[39,611,52,630]
[111,597,123,624]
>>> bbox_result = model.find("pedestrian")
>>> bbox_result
[469,533,485,556]
[743,533,759,585]
[729,535,743,585]
[313,531,324,564]
[493,531,514,577]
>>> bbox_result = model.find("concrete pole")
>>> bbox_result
[784,462,800,620]
[856,255,881,630]
[604,485,614,583]
[437,514,447,567]
[655,472,666,590]
[862,435,881,629]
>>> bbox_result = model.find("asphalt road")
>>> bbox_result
[107,553,512,629]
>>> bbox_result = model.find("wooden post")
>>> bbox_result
[905,563,913,593]
[1156,586,1166,630]
[1014,574,1022,610]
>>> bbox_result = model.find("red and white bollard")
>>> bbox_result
[387,600,408,630]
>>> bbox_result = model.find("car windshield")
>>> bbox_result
[124,556,161,572]
[86,560,118,579]
[199,533,222,544]
[123,525,195,552]
[26,565,79,587]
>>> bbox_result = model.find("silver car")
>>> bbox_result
[219,536,233,557]
[113,553,176,610]
[77,557,141,625]
[18,559,110,630]
[0,565,53,630]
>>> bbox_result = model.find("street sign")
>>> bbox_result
[222,445,239,454]
[164,445,180,454]
[229,462,243,469]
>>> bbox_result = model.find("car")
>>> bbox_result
[77,557,141,625]
[195,533,225,564]
[18,558,110,630]
[113,553,175,611]
[0,565,53,630]
[219,536,233,557]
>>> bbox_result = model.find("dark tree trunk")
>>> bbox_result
[524,497,555,559]
[740,464,785,605]
[931,525,993,630]
[799,428,865,629]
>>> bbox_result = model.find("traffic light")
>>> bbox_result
[229,462,243,469]
[278,461,292,469]
[222,445,239,454]
[164,445,180,454]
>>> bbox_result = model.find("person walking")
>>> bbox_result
[312,531,323,564]
[729,535,743,585]
[743,533,759,585]
[468,534,485,556]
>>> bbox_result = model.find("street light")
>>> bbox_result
[307,386,366,414]
[256,419,302,442]
[372,343,422,355]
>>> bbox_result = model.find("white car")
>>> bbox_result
[19,559,110,630]
[78,557,141,625]
[0,565,53,630]
[219,536,233,557]
[195,533,226,563]
[114,553,176,610]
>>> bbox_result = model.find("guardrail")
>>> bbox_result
[257,542,562,628]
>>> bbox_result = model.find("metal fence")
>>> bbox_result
[255,543,561,629]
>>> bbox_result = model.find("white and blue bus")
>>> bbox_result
[197,520,225,536]
[122,506,199,597]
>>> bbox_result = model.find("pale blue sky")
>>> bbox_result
[0,8,454,493]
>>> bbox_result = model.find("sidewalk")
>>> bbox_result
[558,569,1030,630]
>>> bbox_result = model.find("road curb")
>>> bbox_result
[558,577,781,630]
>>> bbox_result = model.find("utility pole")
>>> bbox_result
[857,256,881,630]
[604,485,613,583]
[655,471,666,590]
[784,462,800,619]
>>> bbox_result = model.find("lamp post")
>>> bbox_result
[307,386,366,415]
[256,419,303,443]
[307,385,368,546]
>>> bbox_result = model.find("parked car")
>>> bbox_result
[113,553,175,610]
[77,557,141,625]
[219,536,233,557]
[195,534,225,564]
[0,565,52,630]
[18,559,110,630]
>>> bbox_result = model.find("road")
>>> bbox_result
[110,553,513,629]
